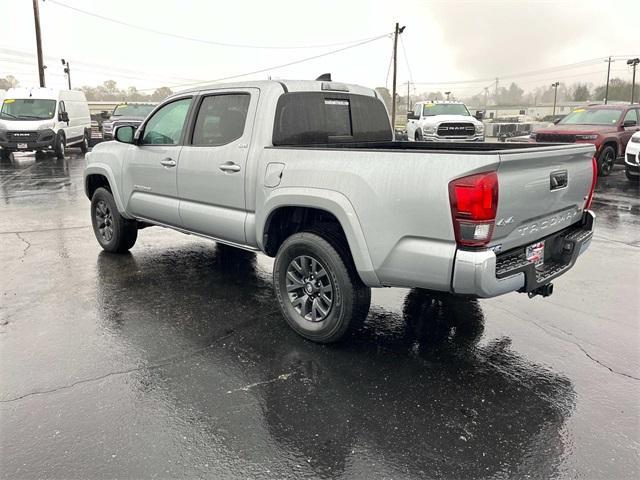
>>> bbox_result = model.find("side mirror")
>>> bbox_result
[114,125,136,144]
[407,111,418,120]
[623,119,637,127]
[100,111,110,120]
[474,111,484,120]
[553,118,562,125]
[59,111,69,123]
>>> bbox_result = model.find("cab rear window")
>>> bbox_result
[272,92,392,145]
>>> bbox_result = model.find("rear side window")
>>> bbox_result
[192,94,250,146]
[273,92,392,146]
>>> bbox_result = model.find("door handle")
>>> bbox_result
[160,158,176,167]
[219,162,241,173]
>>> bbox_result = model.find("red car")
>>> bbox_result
[531,104,640,176]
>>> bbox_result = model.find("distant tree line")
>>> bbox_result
[78,80,173,102]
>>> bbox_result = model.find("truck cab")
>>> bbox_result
[406,100,485,142]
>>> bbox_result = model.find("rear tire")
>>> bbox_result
[273,231,371,343]
[0,149,11,160]
[597,145,616,177]
[90,187,138,253]
[55,134,66,160]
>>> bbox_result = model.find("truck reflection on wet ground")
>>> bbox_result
[94,245,575,479]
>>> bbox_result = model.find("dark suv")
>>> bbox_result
[531,105,640,176]
[101,103,156,141]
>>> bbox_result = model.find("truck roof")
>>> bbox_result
[178,79,376,98]
[416,100,466,105]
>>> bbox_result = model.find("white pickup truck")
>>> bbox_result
[406,100,485,142]
[84,79,596,343]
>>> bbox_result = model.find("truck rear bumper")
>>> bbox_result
[452,210,594,298]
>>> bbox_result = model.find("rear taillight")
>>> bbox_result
[584,155,597,210]
[449,171,499,247]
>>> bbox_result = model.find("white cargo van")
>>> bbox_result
[0,88,91,159]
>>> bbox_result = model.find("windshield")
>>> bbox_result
[0,99,56,120]
[559,108,622,125]
[112,104,155,117]
[421,103,470,117]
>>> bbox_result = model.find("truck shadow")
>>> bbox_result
[95,244,575,478]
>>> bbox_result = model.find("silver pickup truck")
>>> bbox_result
[84,79,596,343]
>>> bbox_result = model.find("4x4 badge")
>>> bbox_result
[496,216,514,227]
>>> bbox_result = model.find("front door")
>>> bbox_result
[621,109,640,149]
[121,97,193,226]
[177,89,258,245]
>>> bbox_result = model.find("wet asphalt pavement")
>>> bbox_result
[0,151,638,479]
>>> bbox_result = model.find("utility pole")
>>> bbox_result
[551,82,560,116]
[391,23,406,131]
[604,56,614,104]
[61,59,71,90]
[484,87,489,110]
[628,58,640,104]
[32,0,45,87]
[445,91,451,101]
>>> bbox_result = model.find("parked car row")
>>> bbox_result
[530,104,640,179]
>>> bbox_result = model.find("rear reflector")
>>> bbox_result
[584,156,597,209]
[449,171,499,247]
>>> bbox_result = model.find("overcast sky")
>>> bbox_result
[1,0,639,96]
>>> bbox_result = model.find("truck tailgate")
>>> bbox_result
[491,144,595,252]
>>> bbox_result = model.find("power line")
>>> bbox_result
[410,55,639,86]
[47,0,390,50]
[137,33,391,92]
[399,34,414,85]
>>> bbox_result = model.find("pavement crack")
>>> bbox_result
[0,330,236,404]
[491,304,640,382]
[0,225,91,235]
[226,372,296,394]
[15,232,31,261]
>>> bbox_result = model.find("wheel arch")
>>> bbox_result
[84,165,130,218]
[258,189,380,287]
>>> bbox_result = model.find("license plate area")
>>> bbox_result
[526,241,545,269]
[17,143,28,149]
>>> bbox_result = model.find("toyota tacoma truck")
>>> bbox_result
[531,104,640,176]
[84,79,596,343]
[406,100,485,142]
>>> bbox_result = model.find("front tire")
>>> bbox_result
[415,130,423,141]
[55,134,66,160]
[80,131,89,153]
[273,232,371,343]
[90,187,138,253]
[597,145,616,177]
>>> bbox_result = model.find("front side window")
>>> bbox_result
[141,98,192,145]
[623,109,638,125]
[192,94,250,146]
[0,99,56,120]
[413,103,422,117]
[559,108,622,125]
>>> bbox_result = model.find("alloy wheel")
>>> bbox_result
[286,255,334,322]
[95,200,114,242]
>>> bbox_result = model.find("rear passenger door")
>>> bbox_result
[177,89,258,244]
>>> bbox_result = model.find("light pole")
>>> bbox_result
[551,82,560,116]
[628,58,640,104]
[32,0,45,87]
[61,59,71,90]
[444,91,451,101]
